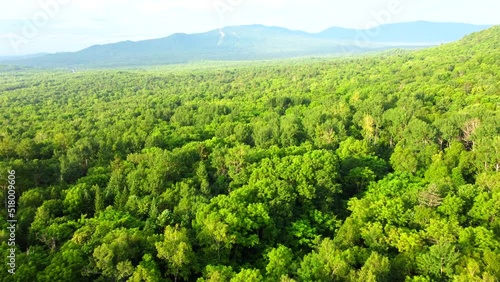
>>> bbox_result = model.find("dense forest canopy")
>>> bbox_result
[0,26,499,281]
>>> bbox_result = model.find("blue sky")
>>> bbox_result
[0,0,498,56]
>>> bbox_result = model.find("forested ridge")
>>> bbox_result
[0,26,499,281]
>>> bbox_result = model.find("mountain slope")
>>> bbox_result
[6,22,491,68]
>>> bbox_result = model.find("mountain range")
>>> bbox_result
[3,21,491,68]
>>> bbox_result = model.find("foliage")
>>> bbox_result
[0,26,499,281]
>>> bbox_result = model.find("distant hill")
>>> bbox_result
[319,21,492,43]
[0,53,48,61]
[5,21,491,68]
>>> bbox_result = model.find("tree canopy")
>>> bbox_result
[0,26,499,281]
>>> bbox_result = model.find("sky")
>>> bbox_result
[0,0,498,56]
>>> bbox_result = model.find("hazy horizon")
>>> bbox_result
[1,0,499,56]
